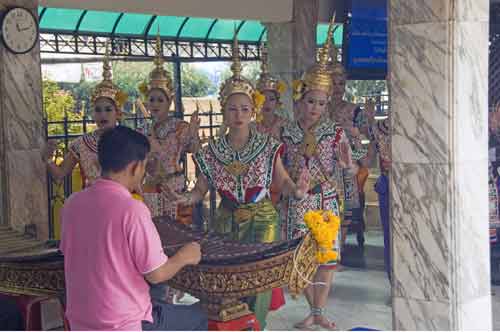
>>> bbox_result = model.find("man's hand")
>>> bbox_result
[145,241,201,284]
[176,242,201,265]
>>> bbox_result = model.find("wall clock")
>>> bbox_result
[1,7,39,54]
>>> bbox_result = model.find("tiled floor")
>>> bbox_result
[265,231,500,331]
[266,268,392,331]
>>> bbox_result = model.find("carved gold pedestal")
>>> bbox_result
[0,233,318,323]
[201,299,252,321]
[0,259,64,296]
[167,233,318,321]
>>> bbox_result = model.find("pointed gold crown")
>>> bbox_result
[219,31,256,107]
[256,43,286,95]
[91,42,128,109]
[139,29,174,100]
[293,14,336,101]
[330,44,346,77]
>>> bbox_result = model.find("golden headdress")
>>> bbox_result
[330,44,346,77]
[91,43,128,109]
[219,32,264,110]
[293,14,336,101]
[138,30,174,100]
[256,43,287,96]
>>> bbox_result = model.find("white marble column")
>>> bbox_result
[265,0,318,120]
[389,0,491,329]
[0,0,48,239]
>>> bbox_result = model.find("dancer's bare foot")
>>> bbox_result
[294,314,314,330]
[314,314,336,330]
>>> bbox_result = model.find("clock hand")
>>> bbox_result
[19,24,33,32]
[16,23,20,32]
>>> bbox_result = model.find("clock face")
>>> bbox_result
[1,7,38,54]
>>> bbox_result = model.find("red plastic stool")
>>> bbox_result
[208,314,260,331]
[0,292,53,330]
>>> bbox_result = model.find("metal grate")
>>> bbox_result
[39,33,261,62]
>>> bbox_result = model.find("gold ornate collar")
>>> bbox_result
[208,128,269,176]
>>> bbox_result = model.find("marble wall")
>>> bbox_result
[389,0,491,329]
[265,0,319,120]
[0,0,48,239]
[265,22,294,120]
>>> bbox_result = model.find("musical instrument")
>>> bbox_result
[155,217,318,320]
[0,218,318,321]
[0,229,64,297]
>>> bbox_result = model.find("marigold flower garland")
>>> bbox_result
[292,79,305,101]
[253,90,266,123]
[304,210,341,264]
[276,80,287,95]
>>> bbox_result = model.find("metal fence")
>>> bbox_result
[360,94,389,118]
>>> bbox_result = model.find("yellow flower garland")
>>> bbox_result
[304,210,341,264]
[253,90,266,123]
[276,80,287,95]
[115,91,129,109]
[292,79,305,102]
[138,80,149,98]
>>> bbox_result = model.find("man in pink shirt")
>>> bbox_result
[60,126,207,330]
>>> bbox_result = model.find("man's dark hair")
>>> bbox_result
[98,126,150,174]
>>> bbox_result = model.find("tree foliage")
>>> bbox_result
[43,79,83,135]
[217,61,261,86]
[111,61,154,100]
[180,64,214,97]
[242,61,261,83]
[345,80,387,102]
[106,61,215,99]
[61,61,215,114]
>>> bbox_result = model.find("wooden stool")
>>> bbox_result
[208,314,260,331]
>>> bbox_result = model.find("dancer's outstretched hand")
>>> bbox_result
[295,168,310,199]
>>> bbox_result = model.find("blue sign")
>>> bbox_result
[344,0,388,79]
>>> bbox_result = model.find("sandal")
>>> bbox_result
[312,307,337,330]
[293,319,314,330]
[293,309,315,330]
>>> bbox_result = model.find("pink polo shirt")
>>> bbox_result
[60,179,168,331]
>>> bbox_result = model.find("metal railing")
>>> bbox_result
[360,94,389,118]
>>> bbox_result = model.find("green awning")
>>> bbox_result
[38,7,343,46]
